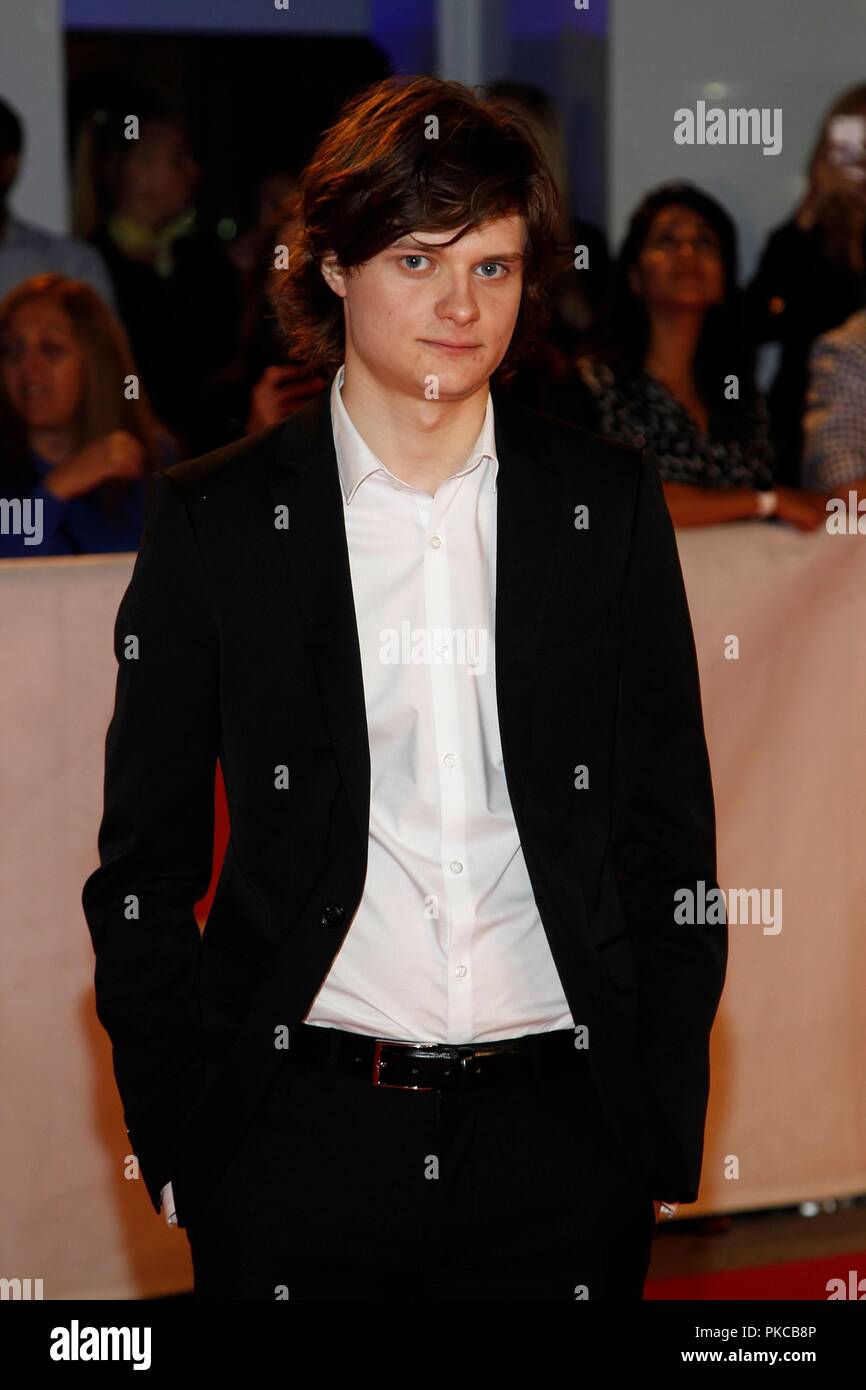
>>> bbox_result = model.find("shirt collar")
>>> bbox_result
[330,362,499,505]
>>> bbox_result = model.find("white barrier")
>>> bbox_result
[1,519,864,1297]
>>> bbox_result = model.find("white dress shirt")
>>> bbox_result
[303,363,574,1044]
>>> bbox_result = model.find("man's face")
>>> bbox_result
[321,213,526,400]
[124,124,200,226]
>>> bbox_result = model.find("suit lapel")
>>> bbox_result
[263,380,564,837]
[264,390,371,847]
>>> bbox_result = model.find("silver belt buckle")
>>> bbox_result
[371,1039,436,1091]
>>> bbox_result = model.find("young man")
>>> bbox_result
[82,76,727,1300]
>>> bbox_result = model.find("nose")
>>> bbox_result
[435,272,480,327]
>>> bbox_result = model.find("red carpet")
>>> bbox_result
[645,1249,866,1300]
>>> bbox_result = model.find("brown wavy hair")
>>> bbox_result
[271,75,565,380]
[0,273,170,510]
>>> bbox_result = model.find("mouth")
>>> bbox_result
[420,340,481,355]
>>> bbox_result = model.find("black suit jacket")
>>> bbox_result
[82,382,727,1229]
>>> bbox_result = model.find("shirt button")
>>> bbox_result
[430,535,442,548]
[436,642,449,656]
[455,965,468,979]
[449,860,463,874]
[443,753,458,767]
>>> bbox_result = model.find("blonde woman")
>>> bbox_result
[0,272,175,556]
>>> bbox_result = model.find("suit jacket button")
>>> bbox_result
[320,903,344,928]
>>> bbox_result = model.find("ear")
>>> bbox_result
[0,151,20,190]
[627,265,642,298]
[320,253,348,300]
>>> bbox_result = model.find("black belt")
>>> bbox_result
[288,1023,584,1092]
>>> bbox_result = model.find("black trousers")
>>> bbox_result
[186,1027,656,1300]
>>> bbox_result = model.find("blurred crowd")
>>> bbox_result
[3,78,866,557]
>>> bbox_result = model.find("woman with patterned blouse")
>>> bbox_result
[577,183,828,530]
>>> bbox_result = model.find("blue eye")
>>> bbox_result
[397,255,510,277]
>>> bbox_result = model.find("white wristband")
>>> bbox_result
[754,489,778,517]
